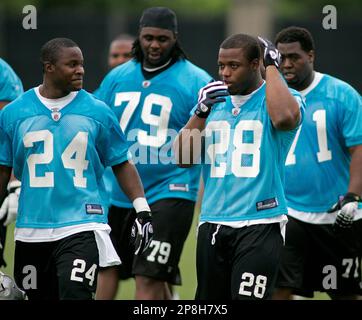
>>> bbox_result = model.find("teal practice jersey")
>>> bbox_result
[95,59,212,207]
[284,73,362,212]
[198,83,304,222]
[0,89,129,228]
[0,58,23,102]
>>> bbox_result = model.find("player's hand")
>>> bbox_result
[327,192,361,230]
[131,210,153,255]
[0,271,26,300]
[195,81,228,118]
[258,36,281,68]
[0,180,21,226]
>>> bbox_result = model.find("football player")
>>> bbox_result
[174,34,303,299]
[0,38,152,300]
[273,26,362,300]
[95,7,212,299]
[0,58,23,269]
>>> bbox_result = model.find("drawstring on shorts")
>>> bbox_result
[211,224,221,245]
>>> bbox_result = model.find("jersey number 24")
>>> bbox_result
[24,130,88,188]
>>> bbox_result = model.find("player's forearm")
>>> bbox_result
[112,161,145,202]
[0,100,10,110]
[265,66,300,131]
[348,145,362,196]
[174,115,205,167]
[0,165,12,203]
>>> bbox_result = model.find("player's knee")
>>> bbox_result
[135,275,164,290]
[272,287,293,300]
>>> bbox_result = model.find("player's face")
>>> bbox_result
[218,47,259,95]
[108,40,133,69]
[50,46,84,92]
[277,41,314,90]
[139,27,176,68]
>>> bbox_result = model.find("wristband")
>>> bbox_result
[133,197,151,213]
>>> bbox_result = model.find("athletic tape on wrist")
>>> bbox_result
[133,197,151,213]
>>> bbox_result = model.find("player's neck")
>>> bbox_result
[39,83,72,99]
[239,74,264,96]
[142,58,172,72]
[292,71,315,92]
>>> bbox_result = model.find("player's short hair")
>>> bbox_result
[113,33,135,42]
[132,38,187,62]
[40,37,79,65]
[274,26,315,52]
[220,34,261,62]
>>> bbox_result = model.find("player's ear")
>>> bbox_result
[308,50,315,64]
[43,61,54,73]
[251,58,260,71]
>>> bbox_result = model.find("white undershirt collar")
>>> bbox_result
[299,71,324,97]
[143,58,172,72]
[231,80,265,109]
[34,86,78,111]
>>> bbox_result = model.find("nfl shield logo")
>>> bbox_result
[142,80,151,88]
[232,107,240,116]
[51,111,61,121]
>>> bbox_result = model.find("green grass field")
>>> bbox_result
[0,211,329,300]
[0,211,200,300]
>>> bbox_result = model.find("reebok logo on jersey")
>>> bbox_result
[256,197,278,211]
[85,204,103,215]
[169,183,189,192]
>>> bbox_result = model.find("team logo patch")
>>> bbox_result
[142,80,151,88]
[256,197,278,211]
[85,204,103,215]
[51,108,62,121]
[232,107,240,116]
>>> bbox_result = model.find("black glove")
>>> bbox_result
[327,192,361,230]
[195,81,228,118]
[131,211,153,255]
[258,36,281,68]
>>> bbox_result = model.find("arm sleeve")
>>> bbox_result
[96,109,130,167]
[0,122,13,166]
[341,87,362,147]
[0,67,23,102]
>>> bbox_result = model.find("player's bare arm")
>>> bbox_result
[112,160,146,201]
[174,115,206,168]
[174,81,228,168]
[348,144,362,196]
[0,165,11,204]
[259,37,300,131]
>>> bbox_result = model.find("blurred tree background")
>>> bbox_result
[0,0,360,90]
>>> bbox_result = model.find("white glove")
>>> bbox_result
[327,192,361,230]
[0,271,26,300]
[0,180,21,226]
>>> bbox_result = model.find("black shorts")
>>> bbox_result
[195,222,283,300]
[133,198,195,285]
[14,231,99,300]
[106,205,137,280]
[0,215,7,268]
[276,216,362,298]
[0,194,9,268]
